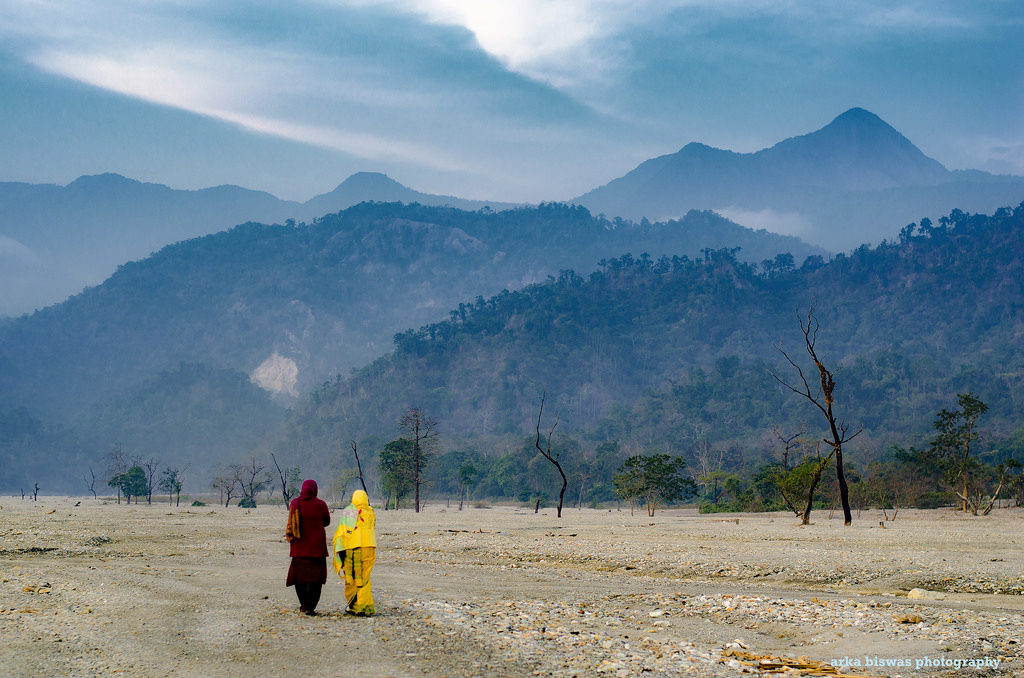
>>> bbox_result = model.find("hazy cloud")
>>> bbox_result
[0,235,40,265]
[4,1,593,174]
[978,143,1024,176]
[0,0,1020,200]
[717,207,813,239]
[31,44,470,171]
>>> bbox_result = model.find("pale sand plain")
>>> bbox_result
[2,497,1023,677]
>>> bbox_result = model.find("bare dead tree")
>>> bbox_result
[772,308,862,525]
[873,472,901,522]
[213,466,245,507]
[141,457,160,504]
[534,392,568,518]
[350,440,368,493]
[772,424,806,471]
[270,453,301,509]
[32,482,40,501]
[576,465,592,511]
[399,407,439,513]
[84,467,99,499]
[691,436,726,504]
[105,445,130,504]
[974,465,1007,516]
[235,457,269,506]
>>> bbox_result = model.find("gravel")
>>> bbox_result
[1,499,1022,677]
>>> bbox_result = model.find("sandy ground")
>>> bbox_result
[1,497,1022,677]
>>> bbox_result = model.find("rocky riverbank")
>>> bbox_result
[1,499,1021,676]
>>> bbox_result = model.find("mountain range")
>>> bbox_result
[573,108,1024,251]
[0,172,516,316]
[2,108,1024,494]
[4,108,1023,317]
[5,201,1024,494]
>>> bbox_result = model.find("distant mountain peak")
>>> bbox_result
[679,141,717,153]
[329,171,405,194]
[570,107,1001,248]
[763,107,950,186]
[772,107,913,149]
[66,173,141,189]
[304,172,519,216]
[830,106,886,126]
[812,107,911,146]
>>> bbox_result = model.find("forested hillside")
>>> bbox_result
[0,171,517,316]
[0,202,817,491]
[277,204,1024,504]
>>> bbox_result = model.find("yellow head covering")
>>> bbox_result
[333,489,376,555]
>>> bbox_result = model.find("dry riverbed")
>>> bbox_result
[1,498,1022,677]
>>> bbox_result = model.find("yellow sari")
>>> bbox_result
[332,490,376,615]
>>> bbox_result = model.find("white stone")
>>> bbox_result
[250,352,299,396]
[907,588,946,600]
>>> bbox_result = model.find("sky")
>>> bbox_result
[0,0,1021,203]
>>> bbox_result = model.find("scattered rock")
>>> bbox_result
[908,588,946,600]
[895,614,923,624]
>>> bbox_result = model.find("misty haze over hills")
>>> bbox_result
[3,108,1023,317]
[0,201,821,490]
[1,107,1023,494]
[0,172,517,316]
[573,108,1024,250]
[278,205,1024,482]
[3,202,1022,493]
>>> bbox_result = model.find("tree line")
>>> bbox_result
[77,380,1021,525]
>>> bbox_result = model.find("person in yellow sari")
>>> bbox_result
[332,489,376,616]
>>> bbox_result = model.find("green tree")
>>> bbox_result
[777,451,834,525]
[761,427,834,525]
[929,393,995,514]
[612,454,695,517]
[105,445,131,504]
[109,466,147,504]
[1004,459,1023,507]
[379,437,415,509]
[158,467,184,506]
[613,465,642,514]
[458,461,477,511]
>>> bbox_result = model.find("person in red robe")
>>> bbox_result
[285,479,331,615]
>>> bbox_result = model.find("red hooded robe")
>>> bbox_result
[286,479,331,585]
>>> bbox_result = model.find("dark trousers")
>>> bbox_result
[294,582,323,613]
[287,556,327,614]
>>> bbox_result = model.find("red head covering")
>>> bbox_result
[288,479,330,558]
[299,479,318,499]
